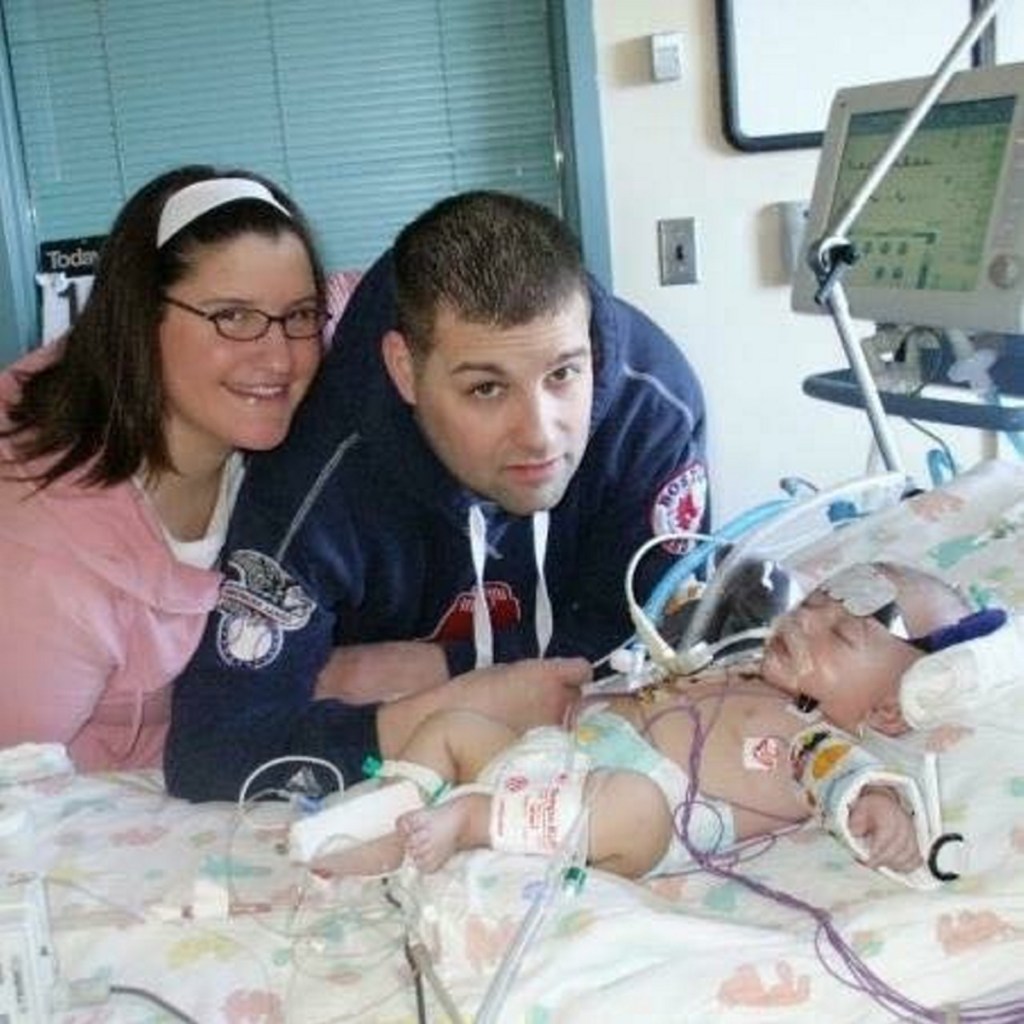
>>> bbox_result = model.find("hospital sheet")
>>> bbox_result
[5,458,1023,1023]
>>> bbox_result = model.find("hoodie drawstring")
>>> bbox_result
[468,505,493,668]
[467,505,552,669]
[532,509,552,657]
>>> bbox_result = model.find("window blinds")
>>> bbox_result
[3,0,562,271]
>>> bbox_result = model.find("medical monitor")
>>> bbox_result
[792,62,1024,333]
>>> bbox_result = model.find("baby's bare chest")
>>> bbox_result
[615,677,802,780]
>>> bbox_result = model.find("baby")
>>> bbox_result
[354,562,1002,881]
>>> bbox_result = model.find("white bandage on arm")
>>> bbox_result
[789,724,940,890]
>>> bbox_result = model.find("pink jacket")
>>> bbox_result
[0,350,221,770]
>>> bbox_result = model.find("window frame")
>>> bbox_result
[0,0,608,365]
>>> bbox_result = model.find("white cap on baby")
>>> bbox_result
[899,611,1024,727]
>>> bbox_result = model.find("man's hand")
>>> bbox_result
[848,787,923,873]
[314,642,449,703]
[376,656,591,758]
[449,657,592,730]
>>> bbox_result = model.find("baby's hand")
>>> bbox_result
[848,787,923,874]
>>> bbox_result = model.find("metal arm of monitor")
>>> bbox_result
[808,0,1002,475]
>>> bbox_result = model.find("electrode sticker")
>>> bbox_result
[743,736,780,771]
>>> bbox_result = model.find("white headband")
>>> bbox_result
[156,178,291,248]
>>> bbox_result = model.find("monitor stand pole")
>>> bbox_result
[807,0,1001,477]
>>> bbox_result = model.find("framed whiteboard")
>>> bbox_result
[715,0,982,152]
[994,1,1024,62]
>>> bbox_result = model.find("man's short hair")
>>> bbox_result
[393,190,588,354]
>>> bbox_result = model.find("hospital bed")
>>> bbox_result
[10,9,1024,1016]
[2,458,1021,1023]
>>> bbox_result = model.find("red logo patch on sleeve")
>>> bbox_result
[649,460,708,554]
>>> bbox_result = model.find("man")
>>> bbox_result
[166,191,709,800]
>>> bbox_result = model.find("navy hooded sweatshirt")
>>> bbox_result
[166,253,709,800]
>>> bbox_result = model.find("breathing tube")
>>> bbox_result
[624,472,908,679]
[641,496,794,629]
[674,472,909,657]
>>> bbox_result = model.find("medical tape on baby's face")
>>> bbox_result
[821,563,911,639]
[768,565,890,684]
[821,564,894,618]
[766,615,816,680]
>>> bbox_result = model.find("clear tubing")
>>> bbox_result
[642,498,793,626]
[474,755,590,1024]
[680,472,907,650]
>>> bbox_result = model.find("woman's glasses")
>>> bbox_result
[163,294,328,342]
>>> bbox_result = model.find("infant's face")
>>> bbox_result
[760,589,919,733]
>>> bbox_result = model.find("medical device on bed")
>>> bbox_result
[789,0,1021,474]
[0,877,54,1023]
[592,470,910,693]
[0,746,68,1021]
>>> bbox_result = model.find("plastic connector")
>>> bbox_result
[51,975,111,1010]
[947,348,997,394]
[0,877,55,1021]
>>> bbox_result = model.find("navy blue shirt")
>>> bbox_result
[166,254,709,800]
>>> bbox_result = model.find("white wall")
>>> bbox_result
[592,1,987,521]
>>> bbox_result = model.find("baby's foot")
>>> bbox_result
[313,830,405,878]
[397,800,471,873]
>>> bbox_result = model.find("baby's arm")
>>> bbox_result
[848,787,923,873]
[790,725,930,882]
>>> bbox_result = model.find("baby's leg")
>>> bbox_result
[398,709,518,785]
[343,712,511,874]
[398,769,675,879]
[397,793,492,873]
[584,770,674,878]
[312,714,514,877]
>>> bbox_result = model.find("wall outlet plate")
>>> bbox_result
[650,32,683,82]
[658,217,698,285]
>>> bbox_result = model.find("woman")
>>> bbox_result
[0,165,326,770]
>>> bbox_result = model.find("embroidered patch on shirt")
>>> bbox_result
[650,460,708,555]
[743,736,780,771]
[423,581,522,643]
[215,549,316,668]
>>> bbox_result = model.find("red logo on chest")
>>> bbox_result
[425,582,523,643]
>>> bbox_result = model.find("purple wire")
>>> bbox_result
[644,688,1023,1023]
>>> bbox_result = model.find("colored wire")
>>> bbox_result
[109,985,202,1023]
[649,674,1024,1022]
[237,754,345,811]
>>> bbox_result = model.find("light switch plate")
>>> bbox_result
[658,217,698,285]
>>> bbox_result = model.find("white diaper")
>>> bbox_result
[480,726,590,857]
[900,612,1024,728]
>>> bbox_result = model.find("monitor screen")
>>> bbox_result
[792,63,1024,332]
